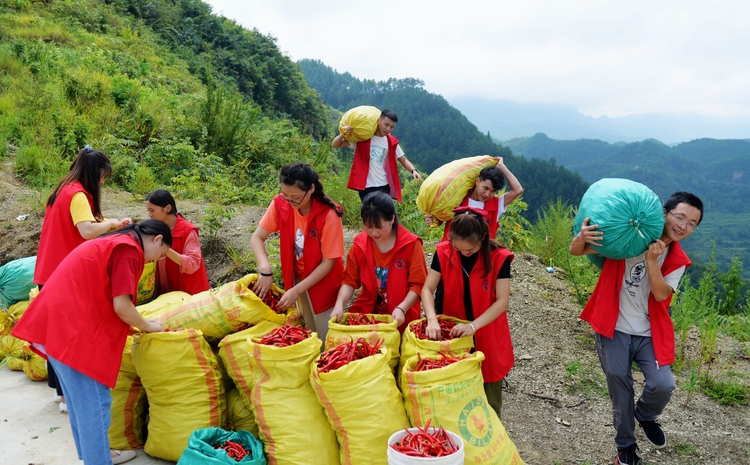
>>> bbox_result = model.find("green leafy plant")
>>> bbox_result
[564,358,608,399]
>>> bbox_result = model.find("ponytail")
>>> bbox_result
[279,162,343,217]
[48,145,112,220]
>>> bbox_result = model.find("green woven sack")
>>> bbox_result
[574,179,664,263]
[177,427,266,465]
[0,256,36,309]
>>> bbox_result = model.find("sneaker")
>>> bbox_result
[615,444,642,465]
[59,402,68,414]
[111,449,137,464]
[638,418,667,448]
[53,394,62,403]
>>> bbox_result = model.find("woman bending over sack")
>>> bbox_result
[251,162,345,341]
[422,207,515,419]
[13,220,171,465]
[34,145,131,414]
[146,189,210,295]
[332,191,427,330]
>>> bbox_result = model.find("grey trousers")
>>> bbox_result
[595,331,675,449]
[295,288,333,343]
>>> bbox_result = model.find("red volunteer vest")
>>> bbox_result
[13,234,144,388]
[275,195,344,313]
[441,191,500,242]
[580,242,690,366]
[436,242,515,382]
[347,227,422,329]
[163,214,210,295]
[34,182,93,285]
[346,134,403,203]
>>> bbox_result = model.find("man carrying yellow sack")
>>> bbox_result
[332,109,421,202]
[425,157,524,241]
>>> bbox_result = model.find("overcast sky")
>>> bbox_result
[204,0,749,119]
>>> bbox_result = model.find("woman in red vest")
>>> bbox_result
[145,189,210,295]
[34,145,130,413]
[251,163,345,342]
[332,191,428,330]
[13,219,171,465]
[421,207,515,419]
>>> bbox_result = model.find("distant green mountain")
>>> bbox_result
[298,59,590,219]
[503,133,750,272]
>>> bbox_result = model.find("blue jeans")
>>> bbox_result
[48,355,114,465]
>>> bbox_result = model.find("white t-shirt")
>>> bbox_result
[363,135,405,188]
[615,246,685,337]
[467,195,507,224]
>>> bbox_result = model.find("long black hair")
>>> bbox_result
[48,145,112,220]
[279,162,343,217]
[449,211,502,278]
[100,219,172,248]
[147,189,178,216]
[361,191,398,233]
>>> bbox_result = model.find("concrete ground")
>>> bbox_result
[0,369,172,465]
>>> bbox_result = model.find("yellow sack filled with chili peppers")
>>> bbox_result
[137,274,295,344]
[339,105,381,143]
[398,316,474,378]
[400,351,524,465]
[0,334,47,380]
[1,300,29,336]
[132,329,226,462]
[109,335,147,450]
[217,320,281,438]
[245,326,338,465]
[311,343,409,465]
[417,155,499,223]
[326,313,401,370]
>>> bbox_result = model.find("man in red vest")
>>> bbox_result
[570,191,703,465]
[332,109,421,202]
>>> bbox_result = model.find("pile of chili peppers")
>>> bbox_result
[316,337,383,373]
[257,325,311,347]
[261,291,285,314]
[346,313,381,326]
[411,318,457,340]
[415,352,461,371]
[213,440,250,462]
[390,419,460,458]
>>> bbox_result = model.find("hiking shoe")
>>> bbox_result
[638,418,667,448]
[615,444,642,465]
[111,449,137,464]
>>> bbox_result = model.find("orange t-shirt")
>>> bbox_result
[259,202,345,281]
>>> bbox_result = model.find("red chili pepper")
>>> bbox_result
[258,325,312,347]
[316,337,383,373]
[213,440,251,462]
[415,352,461,371]
[390,419,459,458]
[411,318,458,340]
[261,291,285,314]
[346,313,384,325]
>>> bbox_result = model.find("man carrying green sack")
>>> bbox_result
[570,191,703,465]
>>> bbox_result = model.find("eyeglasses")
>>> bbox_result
[667,211,698,231]
[281,189,310,206]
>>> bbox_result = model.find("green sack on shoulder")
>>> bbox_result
[177,427,266,465]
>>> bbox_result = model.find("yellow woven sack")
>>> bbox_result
[400,351,524,465]
[0,334,47,379]
[132,329,225,462]
[109,335,147,450]
[398,316,474,377]
[0,300,29,336]
[225,387,259,436]
[247,332,338,465]
[138,274,293,344]
[217,321,281,418]
[135,262,157,305]
[339,105,381,143]
[311,347,409,465]
[325,313,400,370]
[416,155,499,222]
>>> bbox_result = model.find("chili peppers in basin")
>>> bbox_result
[316,337,384,373]
[257,325,312,347]
[390,419,460,458]
[213,440,250,462]
[411,318,457,340]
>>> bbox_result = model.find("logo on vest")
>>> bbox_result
[458,396,495,447]
[394,258,406,269]
[308,228,319,239]
[482,280,489,290]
